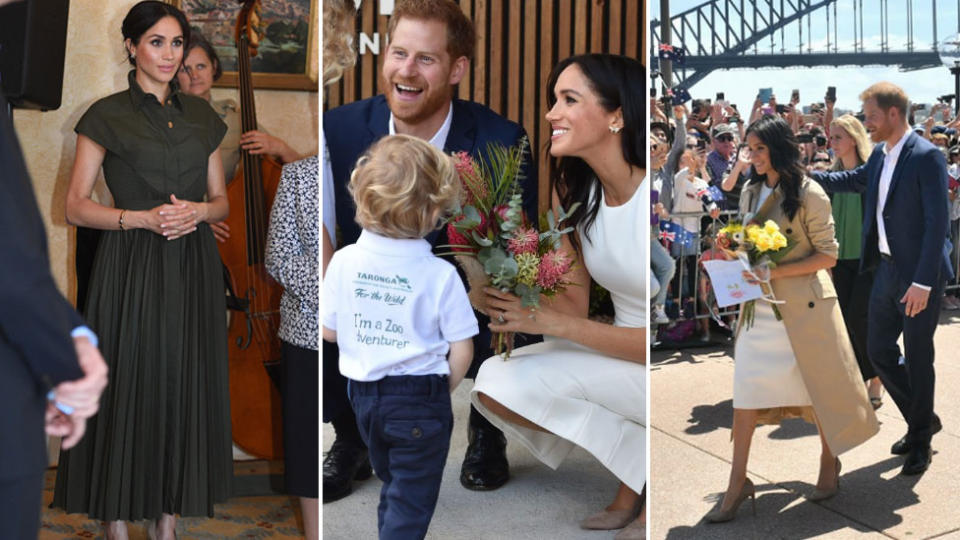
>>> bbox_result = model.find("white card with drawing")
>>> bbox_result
[701,259,765,308]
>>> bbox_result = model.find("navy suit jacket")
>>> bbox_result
[324,95,539,245]
[811,131,952,287]
[0,95,85,481]
[323,95,540,361]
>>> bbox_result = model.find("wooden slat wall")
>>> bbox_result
[325,0,645,212]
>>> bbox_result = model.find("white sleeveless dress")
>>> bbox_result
[470,180,647,494]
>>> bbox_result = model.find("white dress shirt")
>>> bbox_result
[389,102,454,150]
[877,129,930,291]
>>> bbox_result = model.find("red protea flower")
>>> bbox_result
[508,227,539,255]
[446,222,474,253]
[454,151,487,206]
[537,250,572,289]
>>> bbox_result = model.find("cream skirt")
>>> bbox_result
[734,301,812,409]
[470,337,645,493]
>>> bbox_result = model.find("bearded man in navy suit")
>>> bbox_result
[322,0,539,502]
[811,82,951,476]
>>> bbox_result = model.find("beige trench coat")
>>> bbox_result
[737,177,879,456]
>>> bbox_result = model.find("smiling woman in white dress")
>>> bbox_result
[471,54,646,540]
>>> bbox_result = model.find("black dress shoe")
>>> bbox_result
[323,439,372,503]
[460,423,509,491]
[901,445,932,476]
[891,416,942,455]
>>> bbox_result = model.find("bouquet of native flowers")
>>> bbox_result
[440,138,579,358]
[715,215,793,330]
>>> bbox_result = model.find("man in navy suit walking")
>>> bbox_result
[811,82,951,475]
[322,0,539,501]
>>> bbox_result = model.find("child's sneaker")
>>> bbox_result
[653,305,670,324]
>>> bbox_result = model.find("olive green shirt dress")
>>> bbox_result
[53,71,232,521]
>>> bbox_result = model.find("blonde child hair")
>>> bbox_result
[349,134,462,238]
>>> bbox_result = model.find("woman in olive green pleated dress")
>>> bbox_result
[52,2,232,538]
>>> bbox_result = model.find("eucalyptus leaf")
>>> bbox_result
[471,230,494,246]
[521,287,541,308]
[477,246,502,265]
[463,205,481,224]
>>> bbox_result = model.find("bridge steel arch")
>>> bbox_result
[652,0,952,89]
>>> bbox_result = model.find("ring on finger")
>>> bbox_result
[497,313,505,323]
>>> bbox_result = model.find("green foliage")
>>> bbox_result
[479,137,529,209]
[478,247,518,289]
[500,192,525,236]
[515,282,542,307]
[452,205,482,231]
[538,201,581,251]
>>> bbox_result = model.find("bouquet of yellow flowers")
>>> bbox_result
[715,217,793,329]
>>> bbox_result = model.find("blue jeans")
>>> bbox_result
[650,236,675,307]
[348,375,453,540]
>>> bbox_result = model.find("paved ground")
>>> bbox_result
[322,381,627,540]
[651,310,960,540]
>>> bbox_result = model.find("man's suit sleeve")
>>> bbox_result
[913,147,950,287]
[0,103,84,388]
[809,162,870,194]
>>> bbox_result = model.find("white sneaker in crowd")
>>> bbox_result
[653,305,670,324]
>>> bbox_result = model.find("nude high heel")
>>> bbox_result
[704,477,756,523]
[808,457,841,501]
[580,497,642,531]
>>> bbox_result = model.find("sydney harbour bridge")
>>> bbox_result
[652,0,960,89]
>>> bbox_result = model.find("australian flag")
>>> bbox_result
[659,220,696,247]
[697,185,725,204]
[658,44,686,65]
[670,86,692,106]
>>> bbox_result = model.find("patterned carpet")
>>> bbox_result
[39,461,308,539]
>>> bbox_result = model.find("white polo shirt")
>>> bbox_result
[323,230,479,382]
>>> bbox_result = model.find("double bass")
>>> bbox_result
[219,0,285,459]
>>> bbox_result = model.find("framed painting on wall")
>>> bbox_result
[167,0,318,90]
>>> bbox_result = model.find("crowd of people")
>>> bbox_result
[650,84,960,345]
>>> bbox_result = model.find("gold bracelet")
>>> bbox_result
[119,209,126,230]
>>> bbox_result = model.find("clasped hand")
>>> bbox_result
[146,194,206,240]
[484,287,557,335]
[742,264,772,285]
